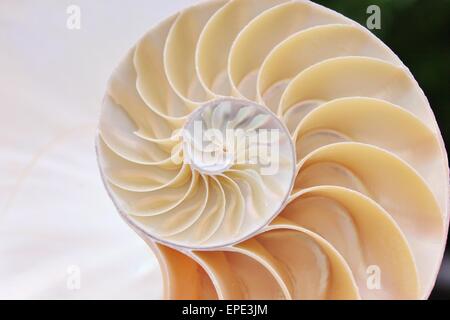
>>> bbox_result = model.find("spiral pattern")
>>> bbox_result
[97,0,449,300]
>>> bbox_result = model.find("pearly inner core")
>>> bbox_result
[183,99,285,176]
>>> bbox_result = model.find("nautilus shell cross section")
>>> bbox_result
[96,0,449,300]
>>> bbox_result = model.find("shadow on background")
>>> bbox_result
[314,0,450,299]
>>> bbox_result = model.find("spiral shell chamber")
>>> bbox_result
[97,0,449,300]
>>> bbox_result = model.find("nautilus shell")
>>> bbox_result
[97,0,449,300]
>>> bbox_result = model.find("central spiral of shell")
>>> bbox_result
[97,0,449,300]
[176,98,296,247]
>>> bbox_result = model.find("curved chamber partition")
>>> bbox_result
[97,0,449,300]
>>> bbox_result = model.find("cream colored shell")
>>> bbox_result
[97,0,449,300]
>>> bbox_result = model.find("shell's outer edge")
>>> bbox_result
[96,0,450,300]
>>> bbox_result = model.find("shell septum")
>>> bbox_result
[97,0,449,300]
